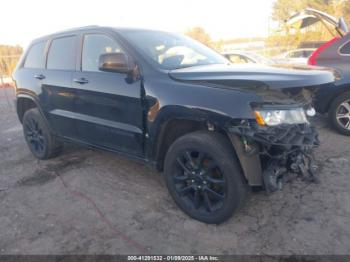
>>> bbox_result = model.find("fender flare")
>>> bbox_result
[147,105,230,159]
[16,93,51,131]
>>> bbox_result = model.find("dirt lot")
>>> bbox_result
[0,87,350,255]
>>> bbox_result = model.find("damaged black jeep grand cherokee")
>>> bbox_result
[13,27,335,224]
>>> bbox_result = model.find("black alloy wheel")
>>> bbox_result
[22,108,63,159]
[23,116,46,156]
[174,150,226,213]
[329,92,350,136]
[164,131,248,224]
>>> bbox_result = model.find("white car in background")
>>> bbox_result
[274,48,316,65]
[222,51,275,65]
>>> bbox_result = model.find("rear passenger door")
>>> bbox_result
[72,33,144,156]
[41,35,78,139]
[14,41,47,104]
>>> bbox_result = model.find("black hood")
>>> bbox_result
[169,64,335,88]
[169,64,336,105]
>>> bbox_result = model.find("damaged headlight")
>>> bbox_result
[254,107,308,126]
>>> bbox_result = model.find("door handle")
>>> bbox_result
[34,74,45,80]
[73,78,89,84]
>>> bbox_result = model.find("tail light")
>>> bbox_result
[308,37,340,65]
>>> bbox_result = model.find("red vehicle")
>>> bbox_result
[288,8,350,135]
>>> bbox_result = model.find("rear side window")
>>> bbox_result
[340,41,350,55]
[47,36,77,70]
[24,42,46,69]
[82,34,123,72]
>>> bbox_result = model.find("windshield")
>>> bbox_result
[121,30,228,70]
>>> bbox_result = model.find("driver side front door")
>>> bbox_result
[72,33,144,156]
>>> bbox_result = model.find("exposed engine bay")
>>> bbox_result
[228,121,319,192]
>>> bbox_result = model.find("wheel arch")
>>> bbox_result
[149,105,263,186]
[150,106,233,172]
[16,94,48,125]
[323,85,350,113]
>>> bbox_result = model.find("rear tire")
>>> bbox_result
[22,108,63,159]
[329,92,350,136]
[164,131,248,224]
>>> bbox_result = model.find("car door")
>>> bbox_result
[72,33,144,156]
[40,35,78,139]
[14,40,47,109]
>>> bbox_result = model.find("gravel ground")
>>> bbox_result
[0,87,349,255]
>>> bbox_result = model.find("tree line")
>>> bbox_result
[186,0,350,56]
[0,45,23,77]
[1,0,350,76]
[272,0,350,24]
[266,0,350,55]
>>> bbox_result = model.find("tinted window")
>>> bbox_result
[47,36,77,70]
[340,41,350,55]
[24,42,46,68]
[82,34,123,72]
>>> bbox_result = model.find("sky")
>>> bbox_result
[1,0,275,48]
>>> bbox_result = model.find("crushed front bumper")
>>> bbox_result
[227,122,319,192]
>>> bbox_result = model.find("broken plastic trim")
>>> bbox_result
[228,121,319,192]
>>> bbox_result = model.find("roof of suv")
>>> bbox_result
[30,26,161,44]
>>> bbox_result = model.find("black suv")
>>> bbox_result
[13,26,335,224]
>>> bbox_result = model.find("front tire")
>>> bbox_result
[164,131,247,224]
[22,108,63,159]
[329,92,350,136]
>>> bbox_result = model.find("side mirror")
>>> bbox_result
[98,52,131,73]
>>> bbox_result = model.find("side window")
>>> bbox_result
[228,54,249,64]
[340,41,350,55]
[82,34,123,72]
[290,51,302,58]
[24,42,46,69]
[304,51,313,57]
[47,36,77,70]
